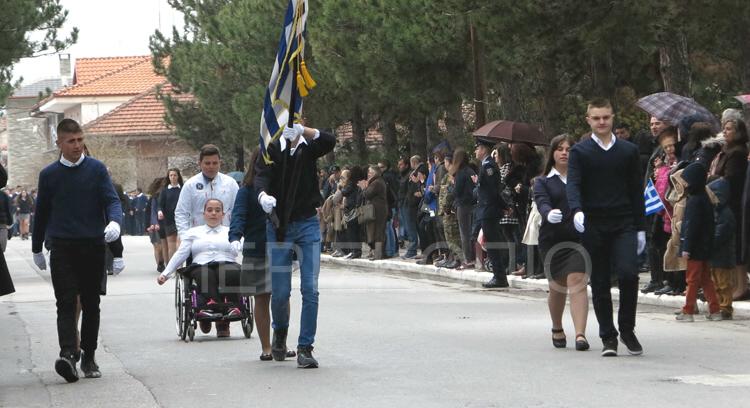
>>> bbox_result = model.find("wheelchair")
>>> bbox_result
[174,263,254,342]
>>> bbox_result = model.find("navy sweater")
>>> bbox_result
[229,185,266,258]
[32,157,122,253]
[567,137,646,230]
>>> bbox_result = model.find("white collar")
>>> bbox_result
[547,168,567,184]
[59,155,85,167]
[590,133,616,151]
[203,224,223,233]
[280,136,309,153]
[167,184,180,189]
[481,155,492,165]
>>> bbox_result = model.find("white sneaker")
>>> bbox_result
[706,313,723,321]
[675,312,694,322]
[112,258,125,275]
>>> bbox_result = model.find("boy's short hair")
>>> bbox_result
[203,198,224,211]
[586,98,613,115]
[199,144,221,161]
[57,118,83,135]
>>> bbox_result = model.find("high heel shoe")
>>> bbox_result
[575,334,589,351]
[551,328,566,348]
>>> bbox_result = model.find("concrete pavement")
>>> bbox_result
[2,236,750,407]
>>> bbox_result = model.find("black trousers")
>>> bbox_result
[648,216,669,285]
[481,217,508,280]
[582,217,639,340]
[417,215,436,260]
[49,239,105,357]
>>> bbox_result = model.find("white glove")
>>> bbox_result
[32,252,47,270]
[112,258,125,275]
[547,209,563,224]
[230,240,243,256]
[258,192,277,214]
[637,231,646,255]
[282,123,304,140]
[104,221,121,243]
[573,212,585,233]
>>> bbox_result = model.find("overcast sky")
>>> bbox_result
[12,0,183,84]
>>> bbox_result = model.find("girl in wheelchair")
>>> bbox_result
[157,198,241,336]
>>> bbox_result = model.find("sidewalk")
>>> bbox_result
[322,253,750,316]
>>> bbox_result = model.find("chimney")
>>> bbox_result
[59,54,71,86]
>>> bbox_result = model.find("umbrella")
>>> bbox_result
[735,94,750,105]
[472,120,546,146]
[636,92,720,131]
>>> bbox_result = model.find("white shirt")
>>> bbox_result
[161,224,238,279]
[59,155,85,167]
[590,133,616,151]
[547,168,567,184]
[174,172,239,239]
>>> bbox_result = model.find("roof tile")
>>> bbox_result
[56,56,165,97]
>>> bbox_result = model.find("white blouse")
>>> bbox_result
[161,224,238,280]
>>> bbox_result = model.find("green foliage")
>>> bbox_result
[155,0,750,163]
[0,0,77,106]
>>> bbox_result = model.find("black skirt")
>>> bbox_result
[240,256,271,296]
[540,244,586,280]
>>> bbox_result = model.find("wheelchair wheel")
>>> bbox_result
[241,296,254,338]
[175,277,185,340]
[181,275,193,342]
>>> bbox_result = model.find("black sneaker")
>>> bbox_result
[80,351,102,378]
[640,281,663,294]
[619,332,643,355]
[601,337,618,357]
[271,328,288,361]
[297,346,319,368]
[482,277,510,288]
[54,354,79,383]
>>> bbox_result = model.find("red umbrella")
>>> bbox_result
[735,94,750,105]
[473,120,546,146]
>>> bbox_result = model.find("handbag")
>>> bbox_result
[357,203,376,224]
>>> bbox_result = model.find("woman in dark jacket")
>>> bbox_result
[713,119,748,266]
[0,163,14,297]
[342,167,364,259]
[158,168,183,260]
[533,134,588,350]
[15,190,34,240]
[359,165,388,260]
[452,148,476,269]
[676,162,721,321]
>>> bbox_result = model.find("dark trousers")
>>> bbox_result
[648,217,669,285]
[49,239,105,357]
[417,215,437,260]
[582,217,639,340]
[481,217,508,280]
[456,205,474,263]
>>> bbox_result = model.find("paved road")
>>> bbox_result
[2,236,749,408]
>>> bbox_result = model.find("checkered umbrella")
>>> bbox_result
[636,92,720,131]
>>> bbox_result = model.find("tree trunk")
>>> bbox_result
[381,118,398,159]
[540,62,561,139]
[498,73,525,122]
[589,51,616,101]
[410,116,428,159]
[444,101,466,151]
[470,23,486,128]
[426,113,441,153]
[659,30,691,96]
[351,104,368,163]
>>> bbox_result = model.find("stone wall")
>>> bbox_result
[6,97,53,189]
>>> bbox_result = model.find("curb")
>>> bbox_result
[322,254,750,316]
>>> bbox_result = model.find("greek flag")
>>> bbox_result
[259,0,315,164]
[644,179,665,215]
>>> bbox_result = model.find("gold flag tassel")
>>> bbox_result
[296,69,309,97]
[300,60,317,89]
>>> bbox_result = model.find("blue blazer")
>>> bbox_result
[533,175,581,252]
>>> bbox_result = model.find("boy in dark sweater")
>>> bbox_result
[32,119,122,382]
[676,163,722,321]
[567,98,646,357]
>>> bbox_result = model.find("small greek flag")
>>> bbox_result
[644,179,665,215]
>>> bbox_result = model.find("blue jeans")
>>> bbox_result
[400,204,419,256]
[266,215,321,347]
